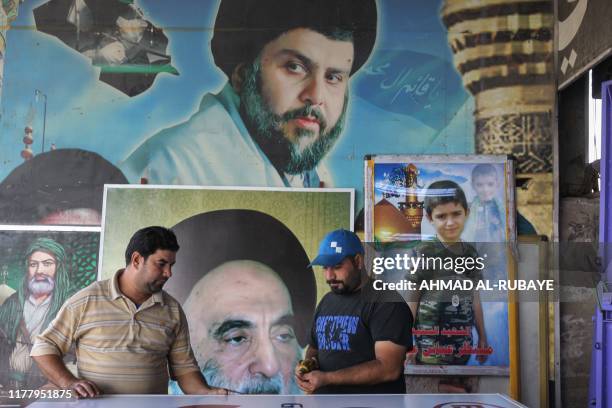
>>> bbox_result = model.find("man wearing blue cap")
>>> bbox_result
[295,229,413,394]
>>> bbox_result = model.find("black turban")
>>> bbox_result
[166,209,317,346]
[0,149,127,224]
[211,0,378,79]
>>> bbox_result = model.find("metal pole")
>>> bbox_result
[41,93,47,153]
[35,89,47,153]
[589,79,612,408]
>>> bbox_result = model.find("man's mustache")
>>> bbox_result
[31,274,54,283]
[281,104,327,131]
[28,275,55,295]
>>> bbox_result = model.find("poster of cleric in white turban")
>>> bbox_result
[99,185,353,394]
[0,230,99,391]
[0,0,553,232]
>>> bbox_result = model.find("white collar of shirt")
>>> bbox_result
[23,294,52,339]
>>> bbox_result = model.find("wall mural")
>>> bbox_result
[0,0,553,232]
[0,0,554,396]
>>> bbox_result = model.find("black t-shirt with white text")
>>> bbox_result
[309,288,413,394]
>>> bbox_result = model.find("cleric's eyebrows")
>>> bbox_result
[211,319,252,339]
[273,314,296,328]
[210,314,296,339]
[275,48,351,76]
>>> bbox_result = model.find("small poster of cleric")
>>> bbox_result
[0,229,99,392]
[99,185,353,395]
[364,155,516,377]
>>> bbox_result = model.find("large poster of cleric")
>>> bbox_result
[0,229,99,391]
[99,185,352,394]
[364,155,515,377]
[0,0,552,229]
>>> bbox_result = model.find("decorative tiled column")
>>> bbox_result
[441,0,555,236]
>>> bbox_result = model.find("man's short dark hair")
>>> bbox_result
[424,180,468,217]
[124,226,179,265]
[471,163,498,182]
[211,0,378,79]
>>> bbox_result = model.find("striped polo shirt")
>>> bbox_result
[31,270,200,394]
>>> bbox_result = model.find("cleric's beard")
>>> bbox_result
[28,276,55,296]
[200,358,292,394]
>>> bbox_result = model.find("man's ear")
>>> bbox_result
[130,251,143,269]
[354,253,364,270]
[230,63,248,93]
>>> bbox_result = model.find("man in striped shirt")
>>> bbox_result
[31,226,225,397]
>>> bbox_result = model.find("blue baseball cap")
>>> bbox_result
[310,229,364,267]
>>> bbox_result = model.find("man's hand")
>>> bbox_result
[66,379,101,399]
[32,354,100,398]
[294,357,318,377]
[176,370,231,395]
[295,341,406,391]
[295,370,328,394]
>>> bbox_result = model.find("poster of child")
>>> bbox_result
[364,155,515,380]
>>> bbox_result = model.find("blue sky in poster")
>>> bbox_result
[0,0,473,204]
[373,161,507,238]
